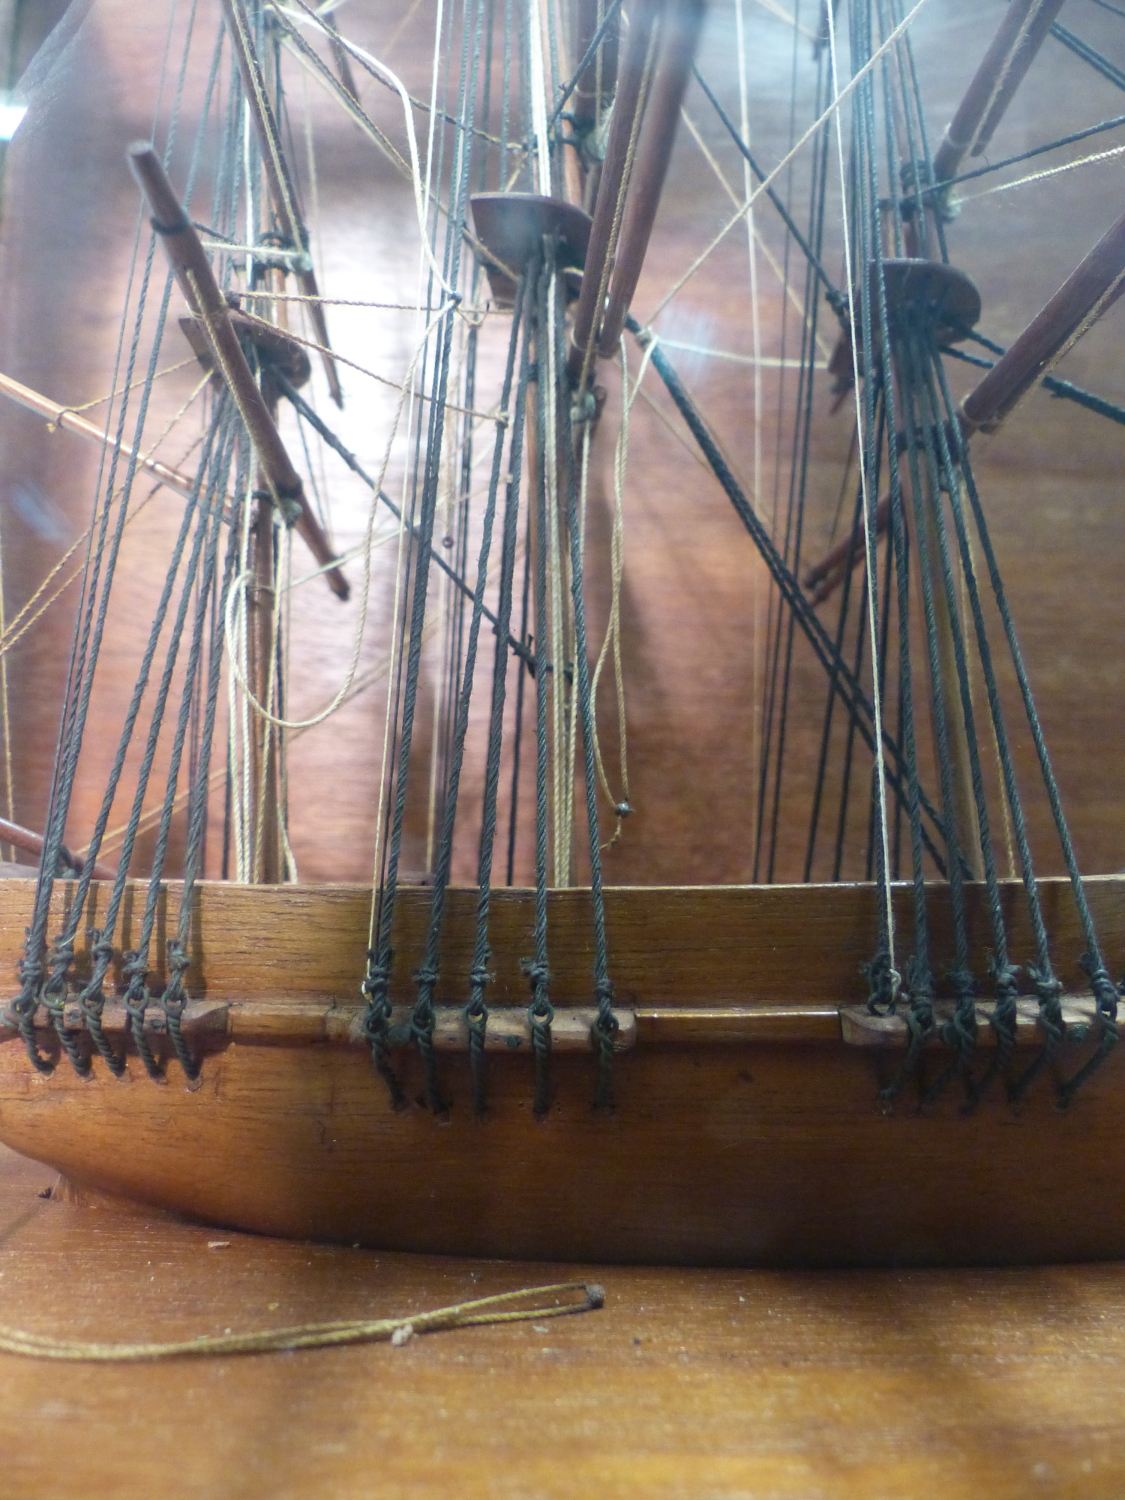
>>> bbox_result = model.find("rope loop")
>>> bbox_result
[1030,965,1066,1044]
[160,941,191,1018]
[72,931,126,1076]
[529,1004,553,1119]
[1008,965,1066,1106]
[157,941,199,1082]
[43,938,74,1004]
[864,947,898,1015]
[963,956,1021,1108]
[876,960,935,1111]
[1080,954,1121,1023]
[122,954,163,1081]
[12,954,42,1018]
[8,955,54,1074]
[463,990,490,1117]
[410,1000,445,1116]
[590,1011,618,1113]
[360,951,406,1110]
[1055,955,1123,1107]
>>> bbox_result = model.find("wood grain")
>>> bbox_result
[2,1142,1125,1500]
[2,874,1123,1006]
[2,879,1125,1265]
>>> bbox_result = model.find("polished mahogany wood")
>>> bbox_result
[0,878,1124,1266]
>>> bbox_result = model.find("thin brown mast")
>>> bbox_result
[219,0,345,408]
[125,145,349,602]
[128,144,350,884]
[932,0,1067,187]
[0,369,223,503]
[596,0,704,356]
[567,0,663,384]
[961,206,1125,434]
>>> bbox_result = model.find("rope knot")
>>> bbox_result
[362,950,392,1012]
[42,933,75,1007]
[634,325,655,349]
[522,958,549,997]
[863,948,899,1014]
[17,954,42,994]
[990,959,1021,1004]
[940,1005,977,1056]
[947,965,974,1000]
[1079,953,1120,1019]
[1029,965,1066,1047]
[166,942,190,978]
[570,389,597,425]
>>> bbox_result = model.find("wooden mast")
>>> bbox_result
[218,0,345,408]
[932,0,1068,188]
[960,207,1125,434]
[124,147,349,600]
[127,143,349,884]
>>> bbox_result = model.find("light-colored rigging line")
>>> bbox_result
[224,304,449,734]
[231,311,491,418]
[42,356,201,420]
[379,0,428,60]
[957,139,1125,202]
[0,377,211,664]
[543,270,573,884]
[79,613,441,864]
[825,0,897,989]
[659,339,827,369]
[272,2,457,296]
[753,0,816,37]
[233,288,498,315]
[735,0,764,865]
[591,334,651,846]
[678,106,834,362]
[366,0,448,951]
[528,0,553,194]
[645,0,936,328]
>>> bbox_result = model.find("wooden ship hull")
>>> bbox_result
[2,875,1124,1268]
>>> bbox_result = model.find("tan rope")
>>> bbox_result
[240,309,498,420]
[646,0,936,328]
[576,23,659,394]
[41,357,200,436]
[0,1281,604,1361]
[958,141,1125,203]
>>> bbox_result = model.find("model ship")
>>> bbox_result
[0,0,1123,1265]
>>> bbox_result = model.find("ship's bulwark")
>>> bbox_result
[1,877,1123,1266]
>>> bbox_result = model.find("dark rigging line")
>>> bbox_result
[941,338,1125,428]
[1050,19,1125,92]
[629,316,952,875]
[547,0,624,128]
[692,65,845,312]
[270,365,535,667]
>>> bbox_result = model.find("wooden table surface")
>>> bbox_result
[1,1143,1124,1499]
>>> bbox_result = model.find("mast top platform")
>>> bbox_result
[470,193,592,308]
[876,258,982,346]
